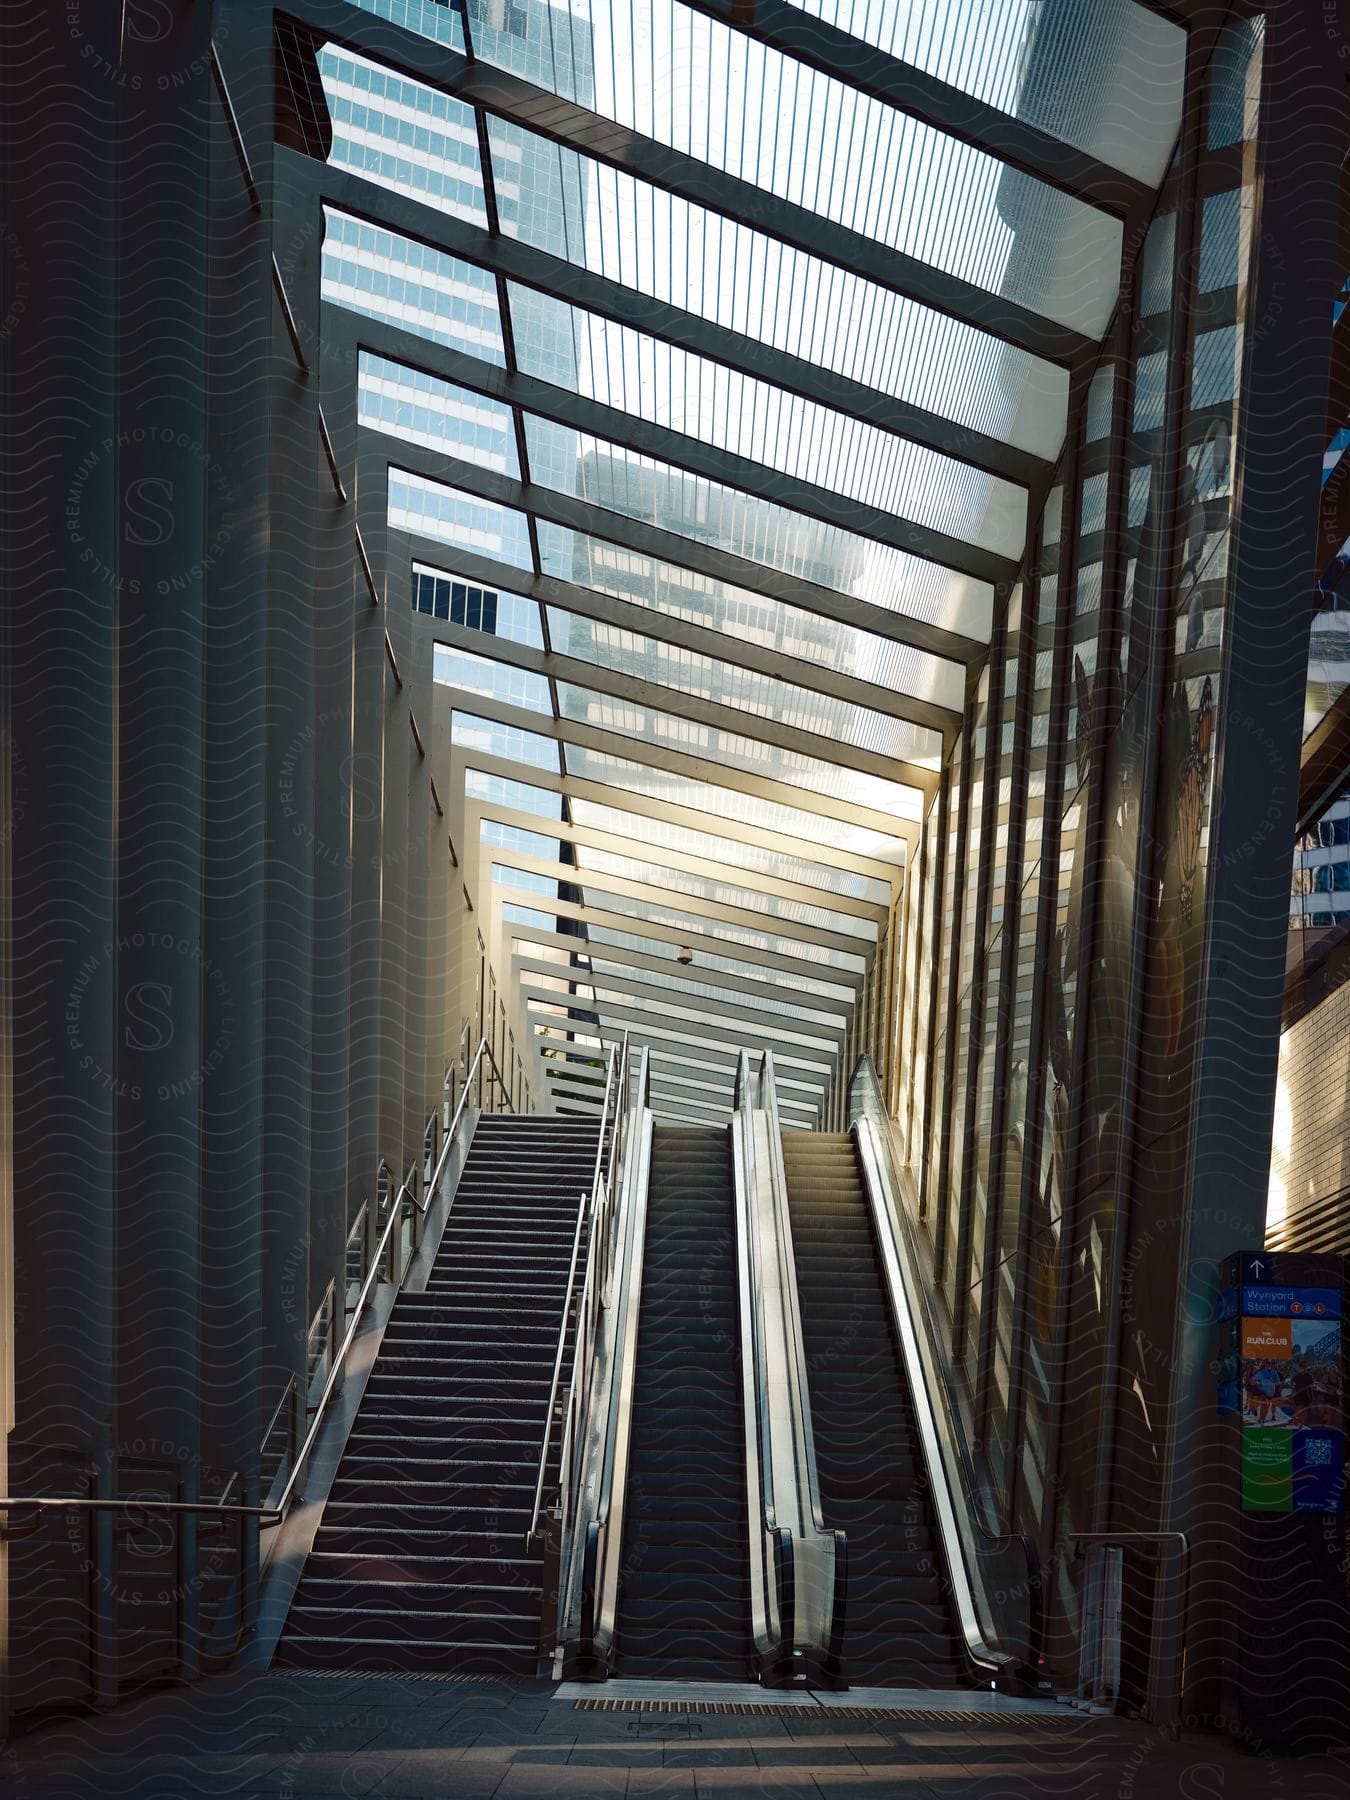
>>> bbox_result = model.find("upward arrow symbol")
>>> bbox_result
[1251,1259,1266,1279]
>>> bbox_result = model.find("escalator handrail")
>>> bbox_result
[849,1064,1016,1681]
[731,1055,781,1662]
[757,1053,849,1680]
[734,1049,841,1677]
[850,1063,1042,1661]
[570,1049,654,1668]
[756,1053,829,1541]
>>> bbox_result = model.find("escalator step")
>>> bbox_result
[785,1133,968,1693]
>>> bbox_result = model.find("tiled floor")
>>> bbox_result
[3,1672,1350,1800]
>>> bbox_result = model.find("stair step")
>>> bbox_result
[275,1636,537,1675]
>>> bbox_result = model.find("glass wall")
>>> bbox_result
[894,13,1298,1691]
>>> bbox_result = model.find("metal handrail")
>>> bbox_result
[758,1054,830,1544]
[573,1047,652,1671]
[269,1032,515,1524]
[0,1031,518,1610]
[733,1049,842,1685]
[529,1035,627,1550]
[731,1051,781,1672]
[755,1050,847,1686]
[527,1182,592,1545]
[849,1055,1026,1682]
[857,1073,1043,1595]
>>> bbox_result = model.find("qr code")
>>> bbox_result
[1304,1439,1334,1467]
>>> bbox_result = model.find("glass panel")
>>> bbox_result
[490,118,1071,459]
[432,644,551,713]
[547,608,940,765]
[943,661,992,1292]
[537,520,965,712]
[568,797,890,904]
[389,469,534,570]
[318,45,485,220]
[571,884,867,974]
[481,818,559,860]
[450,710,560,771]
[582,922,853,1004]
[906,802,941,1184]
[569,843,877,942]
[510,285,1028,555]
[967,585,1025,1379]
[582,956,844,1033]
[476,0,1124,334]
[1305,600,1350,741]
[1289,795,1350,983]
[360,354,519,473]
[554,680,928,819]
[346,0,466,46]
[561,746,908,863]
[322,210,506,360]
[529,423,996,640]
[780,0,1184,185]
[923,728,963,1222]
[464,768,563,818]
[413,565,543,646]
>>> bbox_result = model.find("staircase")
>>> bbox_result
[782,1132,964,1688]
[275,1114,600,1674]
[613,1125,753,1680]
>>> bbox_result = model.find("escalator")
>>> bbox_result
[611,1125,753,1680]
[782,1131,965,1688]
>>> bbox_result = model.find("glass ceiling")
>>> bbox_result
[320,0,1185,1120]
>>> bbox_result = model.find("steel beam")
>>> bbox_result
[677,0,1152,220]
[521,991,837,1077]
[480,846,873,961]
[500,927,851,1018]
[406,532,963,735]
[451,746,905,887]
[491,887,866,993]
[511,957,846,1054]
[425,612,940,796]
[442,688,922,843]
[287,1,1096,365]
[296,154,1055,489]
[341,309,1021,588]
[371,426,990,666]
[464,799,892,925]
[493,846,871,964]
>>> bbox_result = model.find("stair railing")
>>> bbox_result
[567,1048,653,1675]
[733,1049,845,1687]
[265,1032,518,1534]
[0,1032,518,1671]
[527,1033,629,1575]
[848,1055,1034,1684]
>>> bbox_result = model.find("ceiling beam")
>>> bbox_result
[522,992,837,1077]
[428,612,941,796]
[342,308,1022,588]
[290,2,1096,365]
[680,0,1152,218]
[407,531,963,735]
[479,847,874,961]
[532,1019,829,1101]
[438,687,921,845]
[451,746,906,886]
[502,926,850,1019]
[368,427,991,668]
[511,957,847,1052]
[466,799,890,925]
[297,154,1056,490]
[490,887,865,993]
